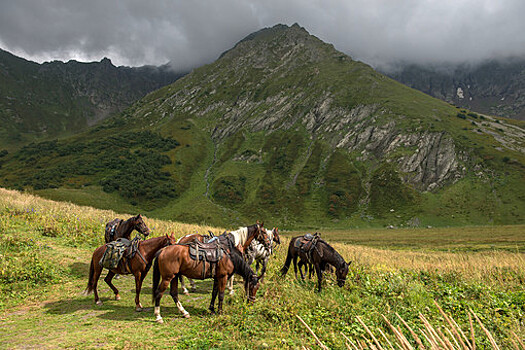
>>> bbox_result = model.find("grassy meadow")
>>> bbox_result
[1,188,524,349]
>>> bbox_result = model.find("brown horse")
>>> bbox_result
[176,223,270,295]
[104,214,150,243]
[152,235,260,323]
[84,233,177,311]
[280,235,350,292]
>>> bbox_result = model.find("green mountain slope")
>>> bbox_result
[0,48,184,149]
[1,24,524,228]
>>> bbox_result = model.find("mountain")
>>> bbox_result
[0,48,185,149]
[384,59,525,121]
[0,24,523,228]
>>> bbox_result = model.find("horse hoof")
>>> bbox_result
[229,291,235,296]
[183,313,190,319]
[136,307,143,312]
[96,300,103,306]
[183,290,190,296]
[115,295,121,301]
[156,317,164,324]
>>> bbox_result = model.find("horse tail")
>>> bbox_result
[280,243,293,276]
[152,255,161,304]
[83,256,96,295]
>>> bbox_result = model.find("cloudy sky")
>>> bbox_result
[1,0,524,71]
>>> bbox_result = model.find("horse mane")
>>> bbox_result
[228,245,254,281]
[319,239,346,267]
[229,227,248,246]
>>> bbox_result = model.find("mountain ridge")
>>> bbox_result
[0,48,185,149]
[1,24,523,228]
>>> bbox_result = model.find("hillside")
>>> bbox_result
[0,24,524,228]
[1,188,524,348]
[385,59,525,121]
[0,48,185,149]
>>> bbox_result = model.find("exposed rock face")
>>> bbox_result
[385,60,525,120]
[3,24,523,226]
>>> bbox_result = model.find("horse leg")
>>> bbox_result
[189,278,196,292]
[217,276,227,314]
[293,256,299,279]
[92,263,104,306]
[179,275,190,295]
[259,257,268,281]
[104,270,120,301]
[170,276,190,318]
[209,278,219,314]
[315,263,323,293]
[227,276,235,296]
[134,272,144,312]
[298,260,306,280]
[153,277,171,324]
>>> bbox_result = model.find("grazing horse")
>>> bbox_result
[104,214,150,243]
[152,235,260,323]
[225,223,271,295]
[245,227,281,280]
[84,233,177,311]
[280,235,350,292]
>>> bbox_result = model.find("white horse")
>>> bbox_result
[228,227,280,295]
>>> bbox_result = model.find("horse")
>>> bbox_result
[224,223,271,295]
[84,233,177,311]
[175,231,217,295]
[151,234,260,323]
[175,223,269,295]
[245,227,281,281]
[104,214,150,243]
[280,235,350,292]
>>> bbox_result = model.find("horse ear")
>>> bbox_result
[260,221,264,227]
[256,220,260,224]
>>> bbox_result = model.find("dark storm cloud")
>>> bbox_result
[1,0,524,70]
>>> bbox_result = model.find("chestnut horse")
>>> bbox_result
[152,235,260,323]
[104,214,150,243]
[177,223,270,295]
[84,233,177,311]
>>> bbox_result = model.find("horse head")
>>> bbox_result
[245,273,260,303]
[134,214,151,237]
[336,260,350,287]
[272,227,281,245]
[165,232,178,246]
[254,221,271,250]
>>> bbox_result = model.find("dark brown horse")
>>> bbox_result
[152,235,260,323]
[280,235,350,292]
[84,233,177,311]
[104,214,151,243]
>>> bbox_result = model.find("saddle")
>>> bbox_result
[104,218,122,243]
[294,233,322,262]
[99,236,144,272]
[188,240,224,263]
[188,239,225,278]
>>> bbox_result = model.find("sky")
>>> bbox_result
[1,0,524,71]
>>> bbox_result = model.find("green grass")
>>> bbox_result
[1,190,524,349]
[285,225,525,252]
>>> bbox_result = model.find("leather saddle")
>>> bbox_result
[188,240,224,263]
[294,233,322,259]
